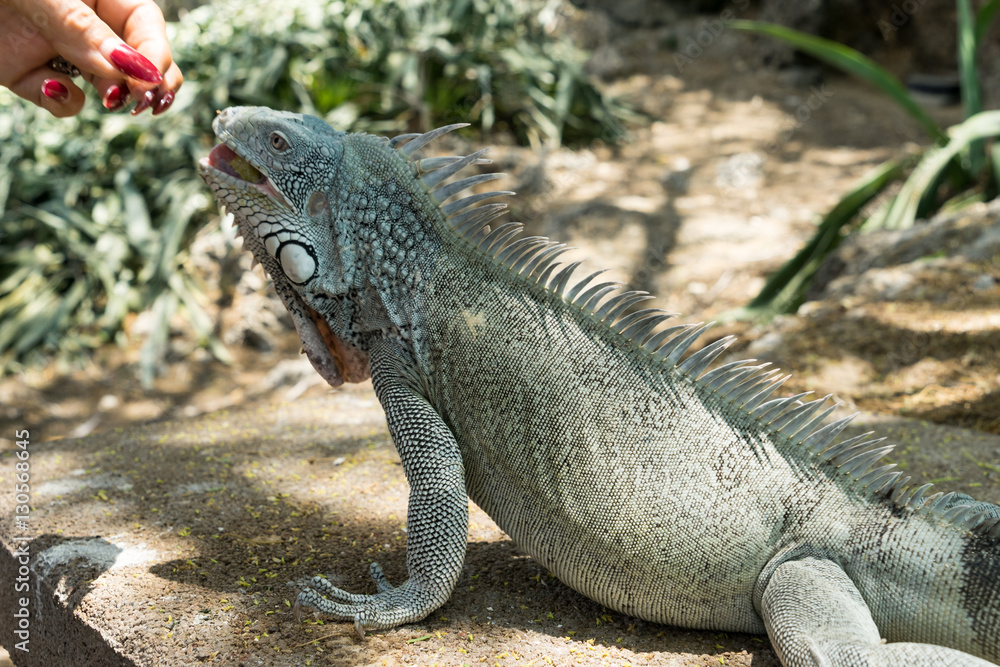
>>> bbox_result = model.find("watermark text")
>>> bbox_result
[12,429,31,653]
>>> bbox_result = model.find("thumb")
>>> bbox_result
[4,0,162,88]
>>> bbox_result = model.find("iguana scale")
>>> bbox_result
[199,106,1000,667]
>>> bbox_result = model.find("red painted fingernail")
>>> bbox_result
[152,90,175,115]
[132,90,156,115]
[42,79,69,103]
[104,84,127,111]
[109,44,162,84]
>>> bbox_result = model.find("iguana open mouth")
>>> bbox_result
[203,143,291,207]
[208,143,266,182]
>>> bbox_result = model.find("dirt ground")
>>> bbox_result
[1,5,999,667]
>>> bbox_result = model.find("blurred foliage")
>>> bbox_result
[732,4,1000,318]
[0,0,628,382]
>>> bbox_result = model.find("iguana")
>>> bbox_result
[199,106,1000,666]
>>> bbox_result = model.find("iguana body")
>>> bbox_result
[200,106,1000,666]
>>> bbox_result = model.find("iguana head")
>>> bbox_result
[199,106,374,387]
[201,106,513,387]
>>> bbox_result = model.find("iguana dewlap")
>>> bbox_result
[200,106,1000,666]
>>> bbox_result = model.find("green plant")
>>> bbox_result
[732,2,1000,317]
[0,0,628,382]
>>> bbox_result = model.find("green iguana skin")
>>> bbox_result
[200,106,1000,667]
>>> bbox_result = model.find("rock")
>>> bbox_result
[808,199,1000,303]
[715,152,765,190]
[973,274,997,291]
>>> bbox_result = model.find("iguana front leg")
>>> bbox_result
[295,345,468,636]
[757,555,994,666]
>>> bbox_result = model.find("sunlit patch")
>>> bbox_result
[459,308,487,337]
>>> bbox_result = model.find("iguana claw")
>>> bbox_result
[294,563,441,635]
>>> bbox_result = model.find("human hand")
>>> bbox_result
[0,0,183,117]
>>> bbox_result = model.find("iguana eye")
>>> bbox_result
[270,132,290,152]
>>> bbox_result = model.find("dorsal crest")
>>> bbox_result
[390,124,1000,540]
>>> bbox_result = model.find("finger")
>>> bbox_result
[6,0,163,89]
[5,67,85,117]
[96,0,176,87]
[80,69,130,110]
[161,60,183,95]
[151,62,182,114]
[88,59,181,115]
[0,5,63,90]
[86,0,180,113]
